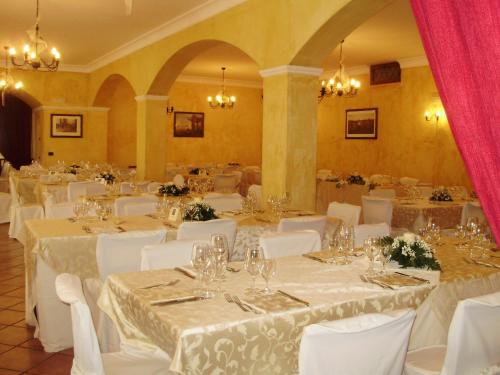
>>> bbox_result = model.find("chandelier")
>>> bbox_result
[207,67,236,109]
[9,0,61,72]
[318,40,360,101]
[0,47,23,106]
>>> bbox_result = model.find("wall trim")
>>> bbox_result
[398,56,428,68]
[135,95,169,102]
[259,65,323,78]
[33,106,110,113]
[57,64,92,73]
[176,74,262,89]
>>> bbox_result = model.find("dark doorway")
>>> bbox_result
[0,94,32,169]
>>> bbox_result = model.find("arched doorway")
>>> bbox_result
[0,94,33,168]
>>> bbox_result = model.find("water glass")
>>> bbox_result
[211,234,229,287]
[364,238,381,275]
[191,242,216,298]
[244,247,262,294]
[259,259,277,294]
[379,244,392,274]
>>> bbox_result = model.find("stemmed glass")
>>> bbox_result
[211,234,229,291]
[379,243,392,274]
[244,247,262,294]
[455,224,467,251]
[364,238,381,276]
[191,242,216,298]
[72,202,85,222]
[259,258,276,294]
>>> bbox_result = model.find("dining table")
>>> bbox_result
[315,181,369,213]
[11,172,71,204]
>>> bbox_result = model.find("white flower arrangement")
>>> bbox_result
[383,233,441,270]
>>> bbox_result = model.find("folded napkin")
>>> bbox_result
[147,288,199,306]
[174,266,197,279]
[84,225,121,234]
[241,292,308,313]
[303,251,334,263]
[472,257,500,269]
[361,272,431,289]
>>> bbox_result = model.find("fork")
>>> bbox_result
[138,279,180,290]
[233,295,261,314]
[224,293,248,312]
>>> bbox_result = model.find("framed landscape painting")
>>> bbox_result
[345,108,378,139]
[50,114,83,138]
[173,112,204,137]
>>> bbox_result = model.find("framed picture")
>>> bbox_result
[50,114,83,138]
[370,62,401,85]
[173,111,204,138]
[345,108,378,139]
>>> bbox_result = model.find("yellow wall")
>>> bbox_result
[166,81,263,166]
[317,66,471,188]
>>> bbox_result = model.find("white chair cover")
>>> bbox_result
[0,192,11,223]
[120,182,134,194]
[68,181,106,202]
[400,177,420,186]
[114,196,158,217]
[147,182,162,194]
[259,230,321,259]
[172,174,185,187]
[460,201,486,225]
[369,188,396,199]
[213,174,239,193]
[247,184,262,209]
[140,239,204,271]
[405,291,500,375]
[362,195,393,226]
[1,161,11,177]
[124,202,157,216]
[353,223,390,247]
[327,201,361,226]
[203,193,243,212]
[56,273,173,375]
[39,174,60,183]
[277,216,327,238]
[299,309,416,375]
[177,218,237,254]
[44,201,75,219]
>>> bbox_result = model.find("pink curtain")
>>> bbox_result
[410,0,500,243]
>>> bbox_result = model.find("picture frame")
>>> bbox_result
[173,111,204,138]
[50,114,83,138]
[345,108,378,139]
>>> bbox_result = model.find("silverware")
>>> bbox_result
[228,294,249,312]
[394,272,429,283]
[116,226,126,232]
[150,295,203,306]
[224,293,247,312]
[68,217,76,223]
[360,275,395,290]
[277,290,310,306]
[137,279,180,290]
[82,225,91,234]
[174,267,196,279]
[233,295,261,314]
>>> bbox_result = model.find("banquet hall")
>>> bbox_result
[0,0,498,374]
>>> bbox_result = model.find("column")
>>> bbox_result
[259,65,322,211]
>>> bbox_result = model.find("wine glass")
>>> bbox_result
[72,202,84,222]
[211,234,229,290]
[455,224,467,251]
[191,242,216,298]
[364,238,381,275]
[379,243,392,274]
[244,247,262,294]
[259,258,276,294]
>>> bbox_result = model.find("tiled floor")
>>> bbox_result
[0,224,73,374]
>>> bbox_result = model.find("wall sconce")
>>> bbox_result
[166,105,174,115]
[425,110,442,124]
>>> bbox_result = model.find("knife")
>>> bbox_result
[277,290,310,306]
[174,267,196,279]
[150,295,203,306]
[394,272,429,283]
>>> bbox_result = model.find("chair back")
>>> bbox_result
[172,174,185,187]
[96,230,166,280]
[441,292,500,375]
[362,196,393,226]
[327,202,361,226]
[114,196,158,217]
[124,202,157,216]
[68,182,106,202]
[460,202,486,225]
[203,193,243,212]
[400,177,419,186]
[119,182,134,194]
[260,230,321,259]
[353,223,390,247]
[177,219,237,253]
[147,182,162,194]
[45,201,75,219]
[299,309,416,375]
[277,216,327,238]
[140,239,205,271]
[369,188,396,199]
[213,174,238,193]
[55,273,104,375]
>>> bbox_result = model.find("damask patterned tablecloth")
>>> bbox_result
[99,256,437,375]
[12,174,68,204]
[392,199,465,230]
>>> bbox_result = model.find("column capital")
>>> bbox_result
[135,95,169,102]
[259,65,323,78]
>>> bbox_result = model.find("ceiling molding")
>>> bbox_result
[135,95,169,102]
[259,65,323,78]
[398,56,428,68]
[57,64,92,73]
[34,106,110,112]
[176,74,262,89]
[87,0,246,72]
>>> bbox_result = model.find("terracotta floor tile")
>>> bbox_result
[6,303,23,313]
[0,344,13,354]
[0,285,19,295]
[0,326,33,346]
[0,278,24,288]
[19,339,44,351]
[12,320,31,329]
[0,347,52,372]
[3,289,24,299]
[0,368,22,375]
[58,348,73,357]
[0,310,24,325]
[0,296,23,309]
[24,353,72,375]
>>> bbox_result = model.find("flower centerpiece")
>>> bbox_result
[158,183,189,196]
[96,172,116,184]
[382,233,441,270]
[183,202,217,221]
[346,173,366,185]
[64,164,81,175]
[430,188,453,202]
[189,168,200,175]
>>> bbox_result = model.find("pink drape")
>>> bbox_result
[410,0,500,243]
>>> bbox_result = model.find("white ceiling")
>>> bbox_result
[0,0,426,80]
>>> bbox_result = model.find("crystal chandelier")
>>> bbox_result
[318,40,360,101]
[9,0,61,72]
[207,67,236,109]
[0,47,23,106]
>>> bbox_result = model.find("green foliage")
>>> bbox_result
[183,203,218,221]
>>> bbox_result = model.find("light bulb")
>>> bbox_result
[424,111,430,121]
[30,51,36,60]
[230,96,236,103]
[354,81,361,88]
[216,95,222,103]
[336,82,343,90]
[23,44,30,53]
[207,96,213,102]
[321,80,325,87]
[15,81,23,89]
[328,78,334,86]
[435,110,442,119]
[8,48,16,56]
[0,80,6,88]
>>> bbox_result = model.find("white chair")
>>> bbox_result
[203,193,243,212]
[353,223,390,247]
[213,174,239,193]
[400,177,419,186]
[299,309,416,375]
[140,239,204,271]
[369,188,396,199]
[124,202,157,216]
[177,218,237,255]
[326,201,361,226]
[259,230,321,259]
[68,181,106,202]
[120,182,134,194]
[147,182,162,194]
[277,216,328,239]
[0,192,11,223]
[114,196,158,217]
[172,174,185,187]
[44,201,75,219]
[55,273,172,375]
[460,202,486,225]
[247,184,262,209]
[362,195,393,226]
[405,292,500,375]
